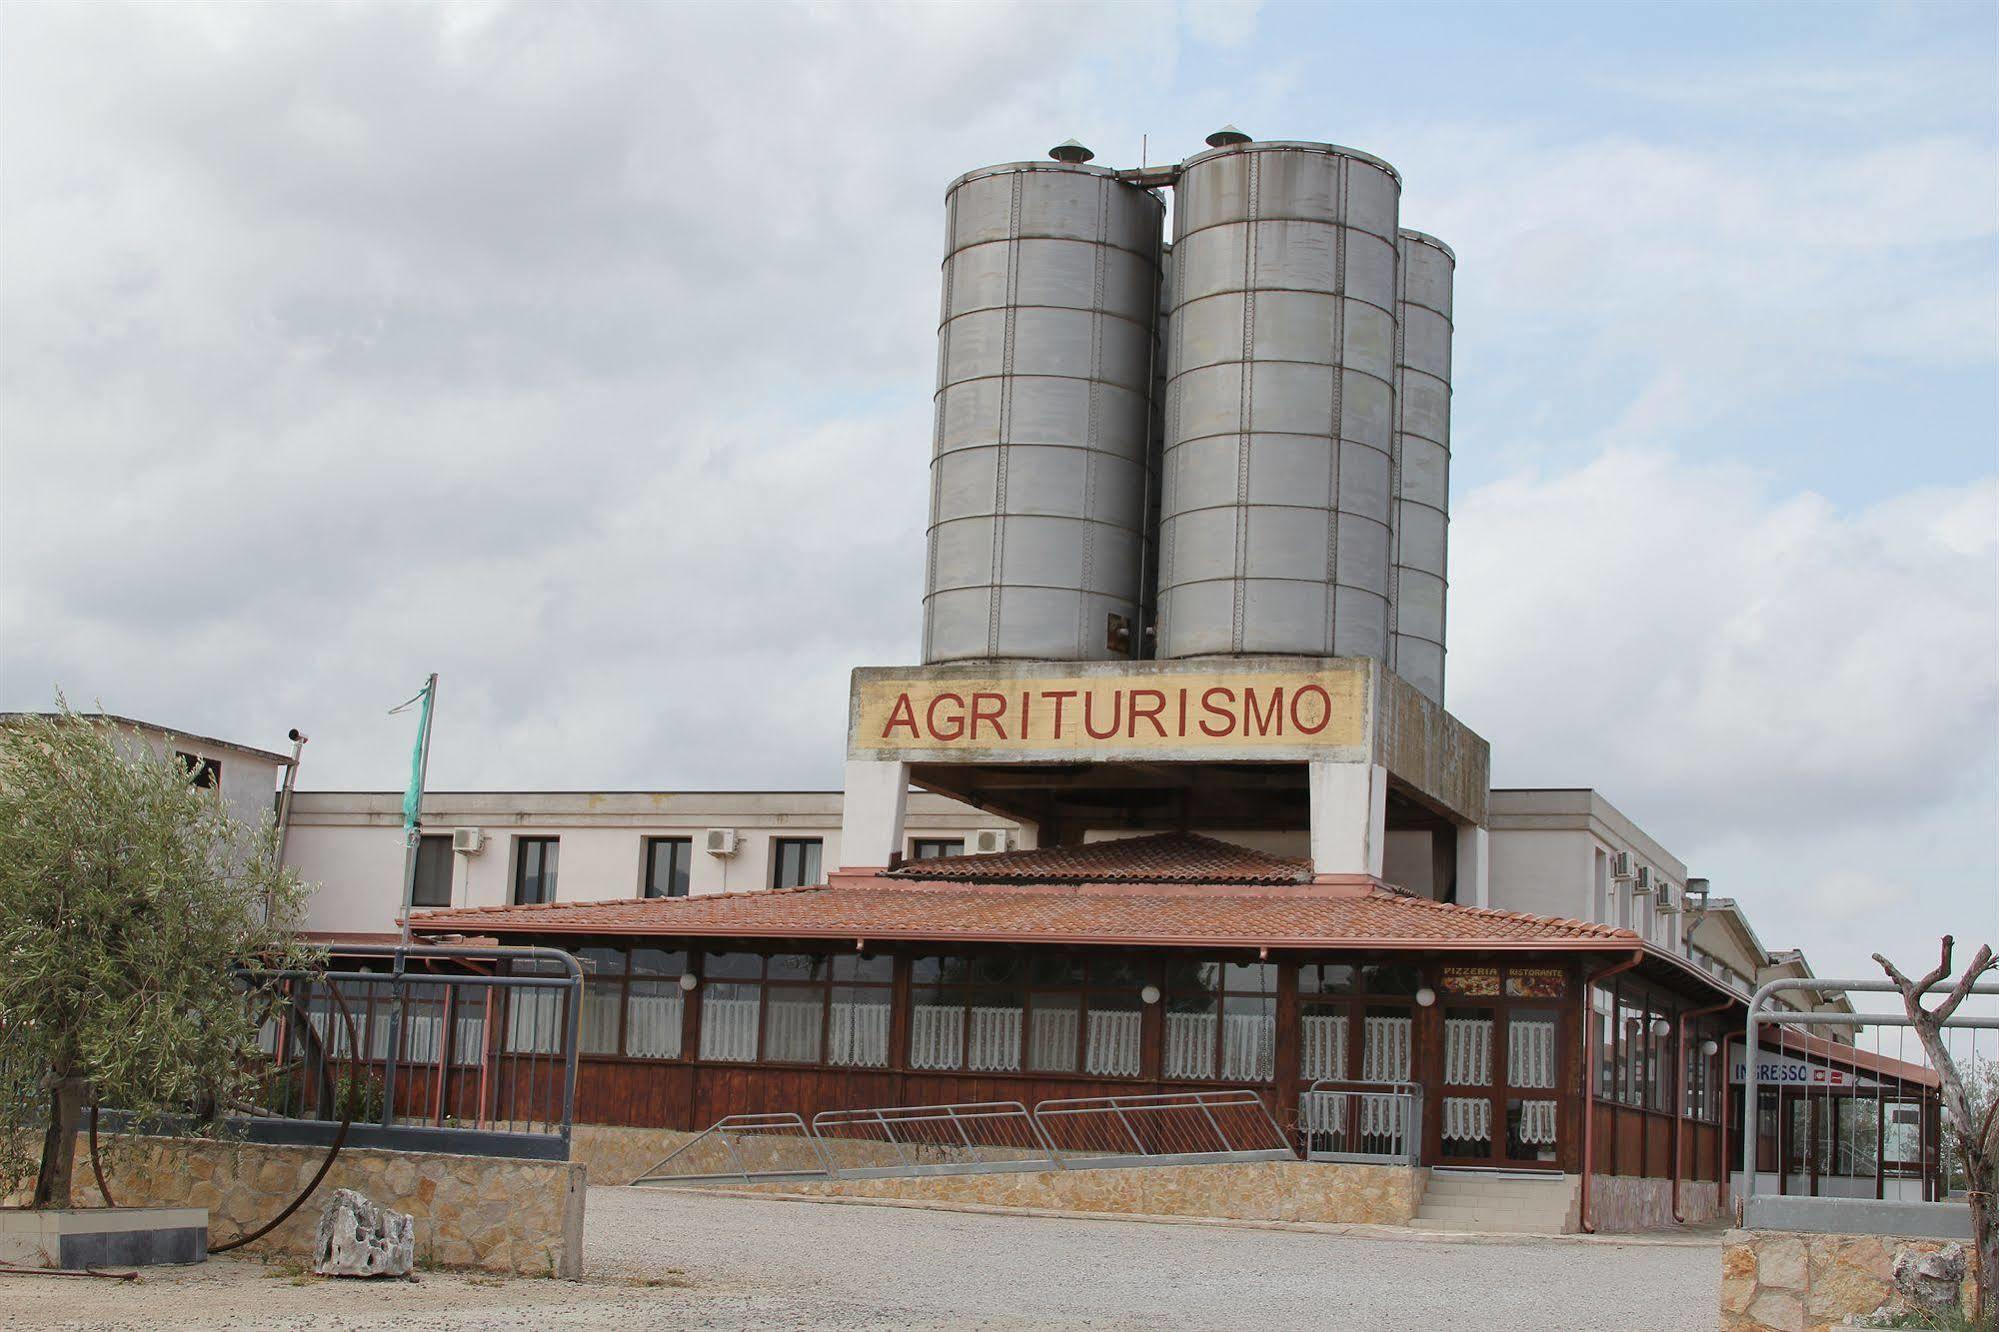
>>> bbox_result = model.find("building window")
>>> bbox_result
[696,951,890,1066]
[909,838,964,861]
[175,752,222,789]
[644,837,692,899]
[513,837,559,905]
[411,834,454,908]
[1295,962,1419,1086]
[771,838,822,889]
[908,954,1146,1078]
[573,946,689,1058]
[1165,960,1279,1081]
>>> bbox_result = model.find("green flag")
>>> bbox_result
[390,677,435,835]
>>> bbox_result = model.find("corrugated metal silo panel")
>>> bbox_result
[1389,229,1456,703]
[1155,141,1404,660]
[923,162,1166,663]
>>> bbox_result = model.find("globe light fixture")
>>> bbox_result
[1415,987,1437,1008]
[678,973,698,992]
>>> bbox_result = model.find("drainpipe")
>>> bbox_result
[1717,1033,1737,1223]
[1672,997,1733,1223]
[1580,950,1643,1234]
[274,728,308,867]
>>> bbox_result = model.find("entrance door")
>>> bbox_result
[1435,965,1568,1169]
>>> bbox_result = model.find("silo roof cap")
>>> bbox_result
[1048,139,1095,164]
[1204,125,1252,147]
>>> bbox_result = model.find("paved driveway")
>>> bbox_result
[0,1187,1722,1330]
[586,1186,1722,1331]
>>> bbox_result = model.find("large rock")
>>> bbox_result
[313,1188,415,1278]
[1890,1243,1966,1314]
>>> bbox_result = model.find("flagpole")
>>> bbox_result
[397,673,438,947]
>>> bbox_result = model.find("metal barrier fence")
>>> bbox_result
[1034,1089,1294,1167]
[238,944,581,1160]
[1298,1079,1421,1165]
[636,1088,1297,1187]
[811,1102,1058,1177]
[1740,974,1999,1225]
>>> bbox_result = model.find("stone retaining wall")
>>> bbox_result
[57,1135,585,1277]
[1719,1230,1978,1332]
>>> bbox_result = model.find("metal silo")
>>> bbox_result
[1155,139,1403,659]
[923,149,1166,662]
[1390,230,1455,702]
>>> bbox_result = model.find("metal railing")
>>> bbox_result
[1033,1089,1294,1168]
[236,944,581,1160]
[1740,975,1999,1226]
[633,1088,1298,1187]
[1298,1079,1422,1165]
[811,1102,1058,1177]
[634,1113,833,1186]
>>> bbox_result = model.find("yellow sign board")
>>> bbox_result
[849,664,1366,759]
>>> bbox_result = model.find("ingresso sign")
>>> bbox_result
[848,659,1369,763]
[1730,1050,1872,1088]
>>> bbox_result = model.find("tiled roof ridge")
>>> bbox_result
[883,830,1313,884]
[1378,890,1639,941]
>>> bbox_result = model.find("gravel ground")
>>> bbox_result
[1,1185,1723,1331]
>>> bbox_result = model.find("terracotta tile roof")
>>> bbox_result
[885,832,1313,885]
[412,879,1637,951]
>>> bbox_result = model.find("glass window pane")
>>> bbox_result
[909,956,946,985]
[1027,992,1080,1072]
[968,987,1024,1071]
[1507,1008,1560,1091]
[1164,975,1220,1081]
[631,948,688,979]
[646,839,691,899]
[579,946,625,978]
[1223,961,1277,994]
[1299,1000,1348,1081]
[766,953,828,982]
[703,952,763,980]
[579,977,622,1055]
[909,986,964,1070]
[828,986,891,1068]
[625,980,684,1059]
[833,953,894,984]
[1085,989,1143,1077]
[1091,956,1149,989]
[1031,955,1086,987]
[1222,993,1275,1080]
[412,835,454,907]
[763,986,824,1063]
[699,981,760,1061]
[972,955,1024,985]
[1361,1005,1413,1082]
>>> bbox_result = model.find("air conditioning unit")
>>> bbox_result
[1633,866,1654,893]
[451,827,485,855]
[703,828,739,857]
[1611,851,1635,880]
[1655,888,1679,914]
[970,828,1011,856]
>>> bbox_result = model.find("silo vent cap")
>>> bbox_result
[1204,125,1252,147]
[1048,139,1095,164]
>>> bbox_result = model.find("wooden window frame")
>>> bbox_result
[513,837,559,906]
[907,952,1151,1078]
[642,837,693,899]
[770,838,823,890]
[909,837,965,861]
[698,950,892,1067]
[411,833,454,908]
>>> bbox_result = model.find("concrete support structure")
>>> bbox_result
[837,759,909,872]
[1455,822,1489,908]
[1308,760,1388,879]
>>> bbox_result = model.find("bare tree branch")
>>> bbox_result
[1932,944,1997,1025]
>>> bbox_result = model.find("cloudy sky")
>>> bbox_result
[3,0,1994,990]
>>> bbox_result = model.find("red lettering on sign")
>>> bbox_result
[970,692,1009,740]
[1127,689,1167,738]
[881,692,919,739]
[1041,690,1077,739]
[1083,691,1122,740]
[926,692,966,742]
[1290,684,1332,735]
[1244,686,1284,737]
[1198,687,1236,737]
[1020,691,1032,737]
[1177,688,1189,736]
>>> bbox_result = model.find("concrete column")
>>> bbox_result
[1308,760,1387,879]
[838,759,908,872]
[1455,822,1490,908]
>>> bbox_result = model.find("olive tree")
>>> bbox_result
[0,704,319,1208]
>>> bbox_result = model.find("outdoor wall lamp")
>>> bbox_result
[1140,985,1161,1005]
[1415,987,1436,1007]
[1701,1039,1719,1057]
[1652,1018,1671,1037]
[678,973,698,992]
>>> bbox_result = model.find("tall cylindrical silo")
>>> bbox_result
[1390,230,1455,702]
[1156,140,1403,660]
[923,158,1166,663]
